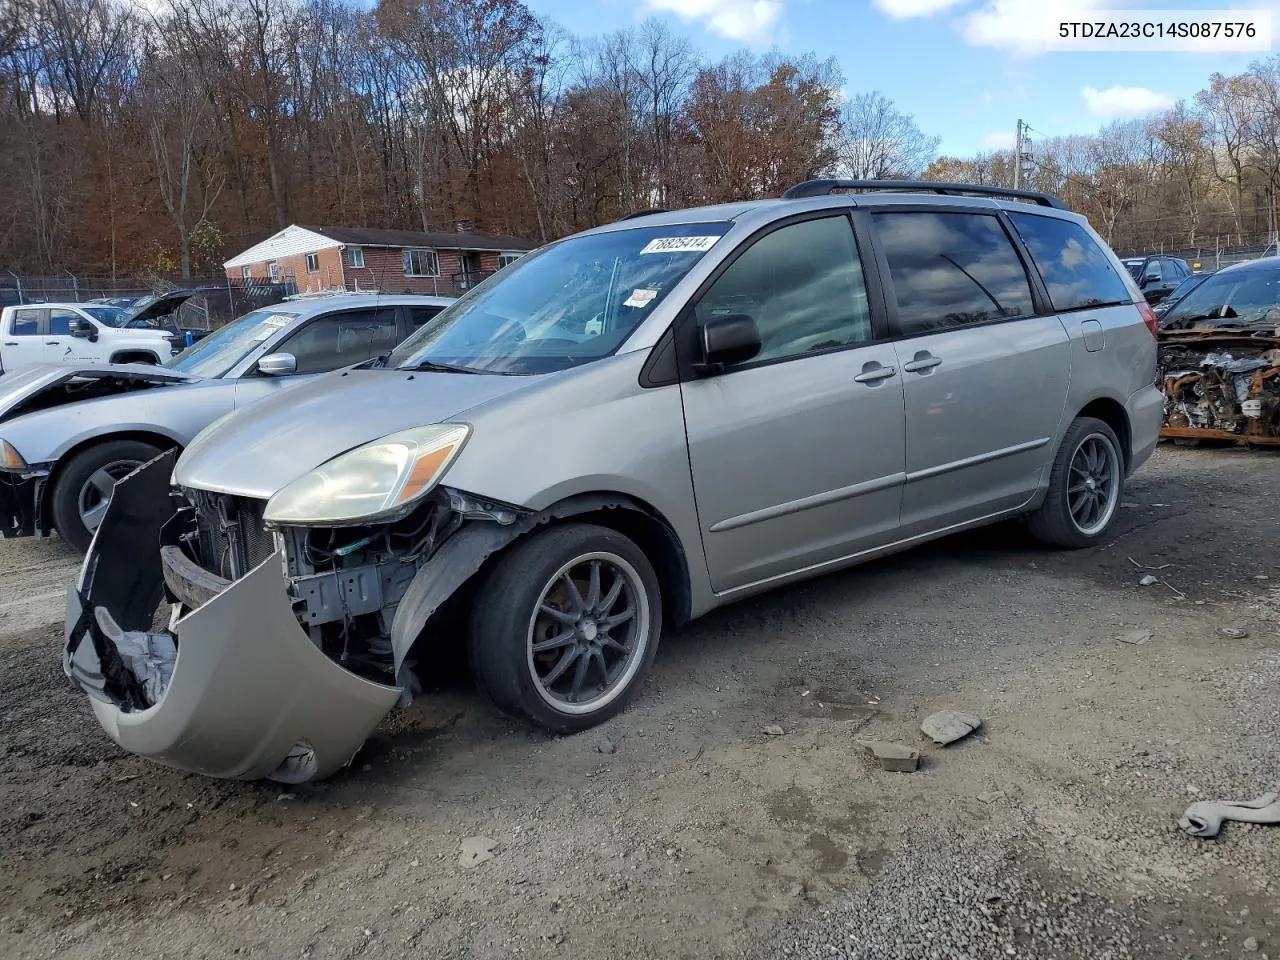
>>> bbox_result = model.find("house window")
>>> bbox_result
[305,252,320,273]
[498,252,523,268]
[268,261,280,282]
[241,266,252,281]
[402,248,439,277]
[349,246,365,269]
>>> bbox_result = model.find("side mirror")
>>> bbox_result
[257,352,297,376]
[71,318,97,341]
[699,314,762,370]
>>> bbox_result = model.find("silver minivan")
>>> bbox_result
[65,180,1164,783]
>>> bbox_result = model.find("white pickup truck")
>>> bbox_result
[0,302,177,376]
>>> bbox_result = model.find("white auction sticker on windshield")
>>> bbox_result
[640,236,721,255]
[623,288,658,308]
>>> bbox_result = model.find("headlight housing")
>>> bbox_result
[263,424,469,526]
[0,439,28,472]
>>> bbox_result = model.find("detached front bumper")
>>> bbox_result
[64,453,400,782]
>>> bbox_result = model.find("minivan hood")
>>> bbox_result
[175,369,541,499]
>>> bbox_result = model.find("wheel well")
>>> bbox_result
[548,502,693,628]
[109,350,160,365]
[1077,397,1131,471]
[41,432,182,531]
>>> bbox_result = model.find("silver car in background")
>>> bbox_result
[0,294,452,550]
[65,180,1163,783]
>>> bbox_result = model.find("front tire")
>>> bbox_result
[467,523,662,733]
[51,440,164,552]
[1026,416,1124,549]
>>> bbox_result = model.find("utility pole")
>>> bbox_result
[1013,119,1034,190]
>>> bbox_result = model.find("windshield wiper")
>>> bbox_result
[405,360,483,374]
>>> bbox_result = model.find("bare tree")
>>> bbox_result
[144,53,225,277]
[838,91,939,179]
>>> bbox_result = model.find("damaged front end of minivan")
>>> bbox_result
[65,448,541,783]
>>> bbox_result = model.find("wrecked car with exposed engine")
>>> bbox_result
[1156,257,1280,446]
[0,294,452,551]
[64,180,1163,784]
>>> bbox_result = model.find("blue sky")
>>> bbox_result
[523,0,1279,156]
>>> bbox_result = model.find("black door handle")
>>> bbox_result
[45,341,59,346]
[3,342,17,346]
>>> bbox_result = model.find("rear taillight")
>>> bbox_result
[1137,301,1159,337]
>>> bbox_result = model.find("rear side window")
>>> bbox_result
[1008,213,1132,312]
[872,212,1035,335]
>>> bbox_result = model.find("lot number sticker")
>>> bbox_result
[640,236,721,255]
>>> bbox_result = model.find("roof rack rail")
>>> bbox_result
[780,179,1067,210]
[616,208,670,221]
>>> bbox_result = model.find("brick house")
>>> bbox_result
[223,223,538,296]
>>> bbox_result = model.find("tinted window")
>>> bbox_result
[1009,213,1132,312]
[873,212,1034,334]
[48,308,82,335]
[279,309,400,374]
[694,215,872,362]
[409,306,444,328]
[11,309,42,335]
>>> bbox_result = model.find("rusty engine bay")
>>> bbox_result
[1158,331,1280,445]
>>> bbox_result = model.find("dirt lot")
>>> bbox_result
[2,445,1278,960]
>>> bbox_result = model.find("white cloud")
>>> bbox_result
[643,0,784,44]
[1082,84,1175,117]
[870,0,1140,57]
[871,0,968,18]
[981,131,1016,149]
[960,0,1118,56]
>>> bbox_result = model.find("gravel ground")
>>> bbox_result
[1,445,1278,959]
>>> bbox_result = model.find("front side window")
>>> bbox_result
[305,253,320,273]
[278,309,400,374]
[165,307,302,378]
[1009,213,1132,312]
[874,212,1035,334]
[10,309,41,335]
[388,222,731,375]
[82,305,126,327]
[48,308,83,335]
[409,305,444,328]
[1144,260,1164,283]
[403,249,439,277]
[349,246,365,269]
[694,215,873,363]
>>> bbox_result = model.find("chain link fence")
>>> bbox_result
[0,274,299,328]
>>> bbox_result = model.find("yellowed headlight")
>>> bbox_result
[0,439,28,471]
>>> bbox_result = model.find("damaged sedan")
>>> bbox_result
[1157,257,1280,446]
[65,181,1163,783]
[0,294,452,550]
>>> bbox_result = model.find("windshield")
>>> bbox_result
[82,305,127,327]
[1123,260,1144,280]
[164,307,300,378]
[387,223,732,374]
[1160,266,1280,329]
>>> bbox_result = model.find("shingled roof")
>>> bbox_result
[302,225,537,252]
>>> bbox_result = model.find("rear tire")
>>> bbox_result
[467,523,662,733]
[109,352,160,365]
[51,440,164,553]
[1026,416,1124,549]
